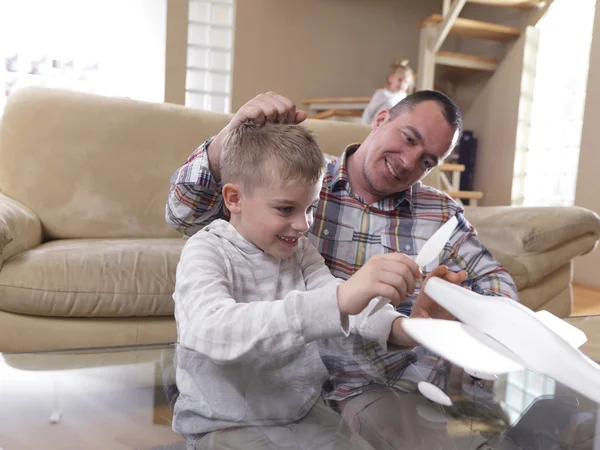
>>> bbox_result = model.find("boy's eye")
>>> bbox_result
[306,204,317,214]
[276,207,293,214]
[423,159,433,170]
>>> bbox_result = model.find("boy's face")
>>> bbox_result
[226,176,322,259]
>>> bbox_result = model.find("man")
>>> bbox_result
[166,90,518,448]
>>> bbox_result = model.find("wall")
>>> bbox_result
[165,0,189,105]
[574,5,600,287]
[231,0,440,110]
[461,28,534,206]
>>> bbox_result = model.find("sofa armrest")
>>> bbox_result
[0,193,43,266]
[464,206,600,256]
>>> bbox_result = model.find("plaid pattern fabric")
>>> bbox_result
[167,139,519,402]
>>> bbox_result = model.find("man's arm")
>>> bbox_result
[166,139,228,236]
[442,210,519,300]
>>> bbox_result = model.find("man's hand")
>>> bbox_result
[209,92,307,181]
[410,265,467,320]
[337,253,421,316]
[389,265,468,347]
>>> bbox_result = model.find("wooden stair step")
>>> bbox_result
[419,14,521,42]
[312,109,363,120]
[440,163,466,172]
[467,0,546,7]
[301,96,372,105]
[436,51,499,71]
[444,190,484,200]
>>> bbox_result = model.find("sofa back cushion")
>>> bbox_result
[0,87,370,238]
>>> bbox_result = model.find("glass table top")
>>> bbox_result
[1,316,598,450]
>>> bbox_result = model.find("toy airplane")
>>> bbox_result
[402,277,600,404]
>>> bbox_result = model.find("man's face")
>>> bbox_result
[360,101,456,198]
[233,177,322,260]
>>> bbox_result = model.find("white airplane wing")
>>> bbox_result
[401,318,525,374]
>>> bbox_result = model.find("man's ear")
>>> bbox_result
[223,183,243,214]
[373,109,390,130]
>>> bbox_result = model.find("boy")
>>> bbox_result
[172,122,423,449]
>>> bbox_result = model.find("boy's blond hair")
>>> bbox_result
[220,122,325,191]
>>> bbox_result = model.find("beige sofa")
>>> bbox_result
[0,87,598,353]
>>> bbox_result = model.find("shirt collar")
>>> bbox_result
[329,144,414,212]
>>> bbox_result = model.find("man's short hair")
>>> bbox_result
[221,122,325,191]
[390,90,463,152]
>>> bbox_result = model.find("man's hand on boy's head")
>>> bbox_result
[410,265,468,321]
[226,92,306,133]
[210,92,307,181]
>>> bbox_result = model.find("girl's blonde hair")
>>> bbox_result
[387,59,415,93]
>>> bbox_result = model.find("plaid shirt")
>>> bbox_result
[167,139,519,402]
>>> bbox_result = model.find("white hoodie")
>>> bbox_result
[172,219,400,435]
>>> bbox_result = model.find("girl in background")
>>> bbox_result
[361,60,415,125]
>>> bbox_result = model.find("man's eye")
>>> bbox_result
[404,133,415,145]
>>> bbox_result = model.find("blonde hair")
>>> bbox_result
[221,122,325,191]
[387,59,415,92]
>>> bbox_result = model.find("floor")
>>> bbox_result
[572,282,600,316]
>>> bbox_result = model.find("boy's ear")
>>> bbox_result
[222,183,243,214]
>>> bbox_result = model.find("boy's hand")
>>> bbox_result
[337,253,421,316]
[209,92,307,181]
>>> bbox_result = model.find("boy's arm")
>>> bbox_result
[175,234,347,365]
[300,238,404,350]
[166,138,228,237]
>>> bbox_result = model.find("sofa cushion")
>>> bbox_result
[465,206,600,255]
[0,239,184,317]
[517,263,571,312]
[487,233,598,290]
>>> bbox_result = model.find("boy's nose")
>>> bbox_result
[292,214,311,232]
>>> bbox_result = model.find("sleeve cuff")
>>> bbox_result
[298,281,348,342]
[350,299,405,351]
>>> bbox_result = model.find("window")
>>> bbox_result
[186,0,236,113]
[512,0,596,206]
[497,370,556,424]
[0,0,168,117]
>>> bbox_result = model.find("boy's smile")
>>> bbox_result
[225,176,322,259]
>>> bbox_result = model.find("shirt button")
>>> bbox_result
[323,229,330,236]
[405,245,411,251]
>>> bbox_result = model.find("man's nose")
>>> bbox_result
[401,151,420,171]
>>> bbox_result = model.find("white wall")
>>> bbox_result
[0,0,167,103]
[574,4,600,288]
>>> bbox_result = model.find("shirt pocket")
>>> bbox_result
[380,232,419,257]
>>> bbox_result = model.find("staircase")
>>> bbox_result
[416,0,548,205]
